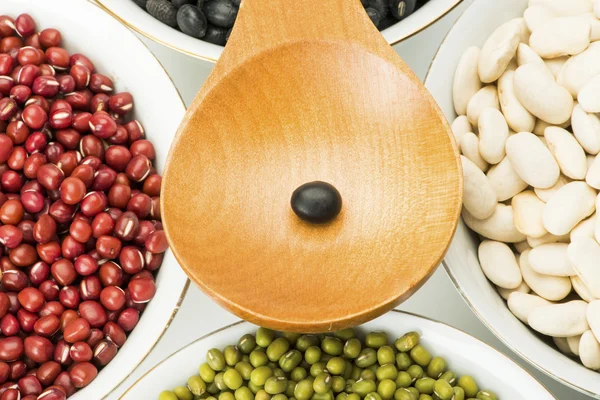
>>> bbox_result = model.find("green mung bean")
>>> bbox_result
[160,329,499,400]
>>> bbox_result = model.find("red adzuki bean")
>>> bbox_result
[0,14,169,397]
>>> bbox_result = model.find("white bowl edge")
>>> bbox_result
[424,0,600,397]
[121,311,555,399]
[2,1,189,398]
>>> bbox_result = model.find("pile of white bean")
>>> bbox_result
[453,0,600,370]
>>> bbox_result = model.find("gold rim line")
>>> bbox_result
[94,0,462,63]
[121,309,556,399]
[80,1,192,399]
[423,1,598,395]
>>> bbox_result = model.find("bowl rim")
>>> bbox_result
[84,3,192,398]
[119,309,556,399]
[94,0,464,63]
[423,0,597,396]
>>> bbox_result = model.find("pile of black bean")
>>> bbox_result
[133,0,430,46]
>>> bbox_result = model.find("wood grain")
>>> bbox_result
[161,0,463,332]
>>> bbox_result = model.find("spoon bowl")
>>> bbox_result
[162,0,462,332]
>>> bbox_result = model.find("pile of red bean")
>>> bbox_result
[0,13,169,400]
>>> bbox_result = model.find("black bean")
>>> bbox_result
[366,0,388,19]
[231,0,241,7]
[378,16,397,30]
[203,24,229,46]
[133,0,148,9]
[177,4,208,38]
[172,0,194,8]
[290,181,342,224]
[389,0,417,21]
[202,0,238,28]
[147,0,178,27]
[365,8,381,27]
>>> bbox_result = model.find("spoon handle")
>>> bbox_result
[199,0,403,97]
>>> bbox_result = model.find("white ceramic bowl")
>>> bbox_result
[425,0,600,396]
[2,0,189,398]
[121,311,555,399]
[95,0,463,62]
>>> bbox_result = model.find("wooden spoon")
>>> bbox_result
[161,0,462,333]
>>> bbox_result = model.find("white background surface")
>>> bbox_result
[109,2,588,399]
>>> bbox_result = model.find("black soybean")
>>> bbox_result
[172,0,194,8]
[133,0,148,9]
[365,8,381,27]
[177,4,208,38]
[146,0,178,27]
[231,0,241,6]
[389,0,417,21]
[203,24,229,46]
[202,0,238,28]
[366,0,388,19]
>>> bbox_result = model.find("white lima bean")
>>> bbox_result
[498,70,536,133]
[596,0,600,19]
[568,238,600,299]
[505,132,560,189]
[519,249,571,300]
[528,0,592,17]
[533,118,571,136]
[460,132,489,172]
[497,281,530,300]
[528,243,574,276]
[512,190,547,238]
[586,300,600,343]
[595,199,600,253]
[572,275,598,303]
[516,43,546,68]
[516,18,531,45]
[589,154,597,172]
[478,108,509,164]
[571,213,596,241]
[534,174,570,202]
[514,64,574,124]
[527,232,570,248]
[578,75,600,113]
[529,16,590,58]
[544,56,569,79]
[579,13,600,41]
[542,181,596,235]
[507,292,551,323]
[478,240,522,289]
[514,241,532,253]
[554,337,574,355]
[528,300,589,337]
[466,86,500,127]
[568,334,583,356]
[544,126,587,180]
[572,104,600,155]
[486,157,528,202]
[463,203,526,243]
[461,156,497,220]
[557,42,600,97]
[450,116,472,146]
[452,46,482,116]
[524,6,555,32]
[586,155,600,189]
[580,330,600,369]
[478,20,521,83]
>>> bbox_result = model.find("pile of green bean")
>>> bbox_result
[158,328,498,400]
